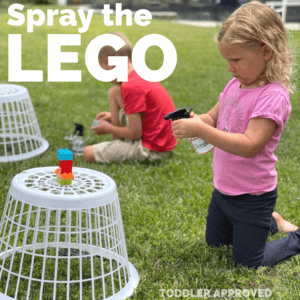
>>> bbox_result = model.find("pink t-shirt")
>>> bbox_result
[213,78,291,196]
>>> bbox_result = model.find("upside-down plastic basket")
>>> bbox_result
[0,84,49,162]
[0,167,139,300]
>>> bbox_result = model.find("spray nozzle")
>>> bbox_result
[74,123,85,137]
[164,106,194,121]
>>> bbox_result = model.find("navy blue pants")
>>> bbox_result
[205,188,300,268]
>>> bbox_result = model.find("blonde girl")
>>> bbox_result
[172,1,299,268]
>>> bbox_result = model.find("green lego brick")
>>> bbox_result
[56,176,72,185]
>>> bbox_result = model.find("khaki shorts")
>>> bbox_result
[92,109,170,163]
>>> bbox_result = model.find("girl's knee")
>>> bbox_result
[206,237,223,248]
[205,234,215,247]
[233,258,261,269]
[83,146,95,163]
[233,247,263,269]
[205,230,232,248]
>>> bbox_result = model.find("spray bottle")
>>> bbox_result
[73,124,85,155]
[164,107,214,155]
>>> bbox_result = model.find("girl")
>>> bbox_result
[172,1,300,268]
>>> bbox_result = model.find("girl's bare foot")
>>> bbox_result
[272,212,299,233]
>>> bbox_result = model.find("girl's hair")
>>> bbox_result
[216,1,296,93]
[98,32,133,64]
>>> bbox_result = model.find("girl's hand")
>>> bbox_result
[96,112,111,122]
[91,120,111,135]
[171,113,203,139]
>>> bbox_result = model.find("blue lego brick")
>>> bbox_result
[57,148,73,161]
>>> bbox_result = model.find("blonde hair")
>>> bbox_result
[217,1,296,93]
[98,32,133,65]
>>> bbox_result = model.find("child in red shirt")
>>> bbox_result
[83,32,177,163]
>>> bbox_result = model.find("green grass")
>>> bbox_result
[1,3,300,299]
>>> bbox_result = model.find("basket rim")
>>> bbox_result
[0,138,49,162]
[9,167,118,209]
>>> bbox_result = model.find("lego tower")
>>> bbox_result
[55,148,74,185]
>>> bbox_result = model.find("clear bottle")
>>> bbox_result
[72,136,85,156]
[71,124,85,155]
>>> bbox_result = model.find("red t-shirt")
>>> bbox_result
[121,70,177,152]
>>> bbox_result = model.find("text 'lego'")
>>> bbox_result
[8,34,177,83]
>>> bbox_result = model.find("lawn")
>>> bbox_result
[1,3,300,300]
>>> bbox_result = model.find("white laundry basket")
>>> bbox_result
[0,167,139,300]
[0,84,49,162]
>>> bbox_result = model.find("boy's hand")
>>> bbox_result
[96,112,111,122]
[171,113,203,139]
[91,120,111,135]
